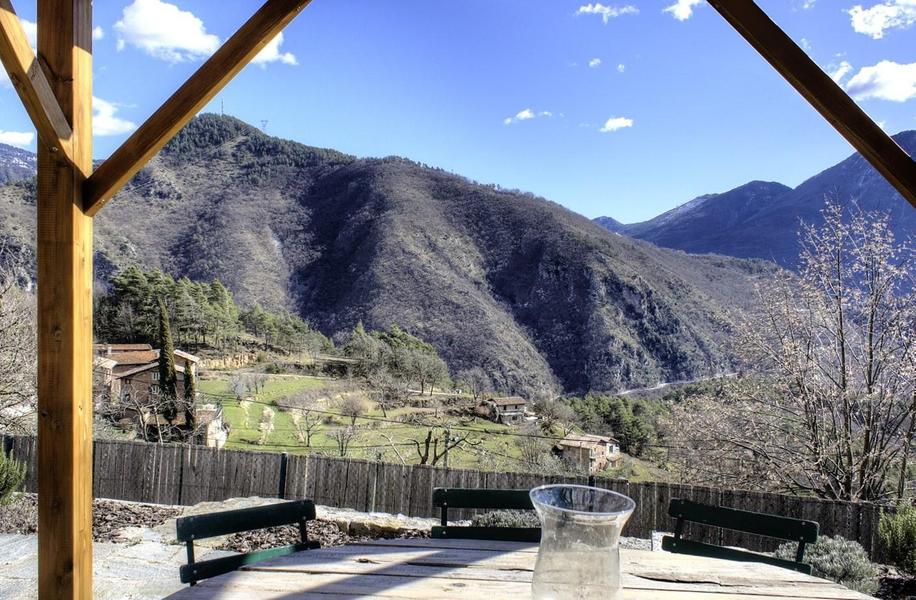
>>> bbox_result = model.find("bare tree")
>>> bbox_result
[229,374,248,400]
[248,373,268,395]
[120,383,199,444]
[457,367,492,401]
[410,428,479,466]
[410,351,449,396]
[534,398,577,435]
[279,390,323,446]
[338,394,368,426]
[332,426,357,457]
[666,201,914,502]
[367,369,408,417]
[0,272,36,434]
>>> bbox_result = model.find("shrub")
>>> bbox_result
[265,363,284,375]
[0,450,26,505]
[880,506,916,578]
[471,510,539,529]
[774,535,877,594]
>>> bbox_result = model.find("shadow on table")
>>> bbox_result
[161,540,537,598]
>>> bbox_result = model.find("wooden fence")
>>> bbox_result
[1,434,888,559]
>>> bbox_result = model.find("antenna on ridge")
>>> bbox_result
[221,99,225,116]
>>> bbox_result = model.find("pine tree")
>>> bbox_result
[157,298,178,420]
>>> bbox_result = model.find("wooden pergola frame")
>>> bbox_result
[0,0,913,598]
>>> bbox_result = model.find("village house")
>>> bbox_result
[93,344,226,447]
[554,433,622,473]
[475,396,527,424]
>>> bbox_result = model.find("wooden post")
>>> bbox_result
[36,1,93,598]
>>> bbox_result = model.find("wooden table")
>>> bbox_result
[166,538,873,599]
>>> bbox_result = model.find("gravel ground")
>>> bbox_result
[220,523,428,553]
[0,493,181,542]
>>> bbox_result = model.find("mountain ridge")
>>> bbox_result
[0,143,36,186]
[596,131,916,267]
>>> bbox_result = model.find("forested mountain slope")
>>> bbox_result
[0,115,777,396]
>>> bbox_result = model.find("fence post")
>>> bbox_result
[177,444,186,506]
[278,452,289,499]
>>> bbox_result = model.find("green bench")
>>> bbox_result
[176,499,320,585]
[432,487,540,542]
[661,498,819,574]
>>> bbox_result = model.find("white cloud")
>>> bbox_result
[848,1,916,39]
[20,18,37,48]
[599,116,634,132]
[576,3,639,24]
[617,63,626,73]
[799,37,813,52]
[93,97,137,136]
[588,58,602,68]
[115,0,220,63]
[828,60,854,83]
[503,108,553,125]
[0,18,35,87]
[93,26,105,41]
[846,60,916,101]
[803,0,817,9]
[664,0,704,21]
[0,130,34,147]
[252,32,297,66]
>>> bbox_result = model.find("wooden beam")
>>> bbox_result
[708,0,916,209]
[0,0,74,160]
[36,0,93,599]
[82,0,312,216]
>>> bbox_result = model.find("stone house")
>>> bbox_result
[554,433,622,473]
[475,396,527,424]
[93,344,226,446]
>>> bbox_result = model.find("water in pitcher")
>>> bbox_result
[529,485,634,600]
[531,547,622,600]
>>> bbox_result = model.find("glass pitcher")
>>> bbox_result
[529,484,635,600]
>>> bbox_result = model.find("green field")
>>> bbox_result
[198,374,528,471]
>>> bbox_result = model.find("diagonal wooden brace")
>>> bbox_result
[708,0,916,209]
[0,0,74,163]
[82,0,313,216]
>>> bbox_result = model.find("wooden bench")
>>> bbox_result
[176,499,320,585]
[662,498,819,574]
[431,487,540,542]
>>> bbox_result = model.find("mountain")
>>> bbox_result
[592,216,625,233]
[0,114,779,397]
[0,143,36,185]
[596,131,916,268]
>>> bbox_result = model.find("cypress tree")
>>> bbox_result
[184,359,197,432]
[157,298,178,420]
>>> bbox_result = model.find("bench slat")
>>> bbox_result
[661,536,812,575]
[668,498,818,542]
[431,526,541,543]
[176,500,316,542]
[432,488,533,510]
[179,541,320,584]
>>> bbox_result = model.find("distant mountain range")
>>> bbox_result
[0,115,778,397]
[596,131,916,268]
[0,143,36,185]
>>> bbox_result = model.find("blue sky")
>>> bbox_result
[1,0,914,222]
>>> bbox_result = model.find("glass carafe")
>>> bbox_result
[529,484,635,600]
